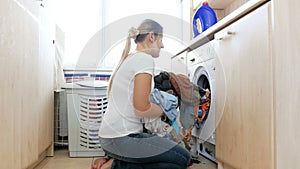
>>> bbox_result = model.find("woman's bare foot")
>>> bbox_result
[91,157,106,169]
[100,158,114,169]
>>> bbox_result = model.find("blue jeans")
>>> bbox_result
[100,133,191,169]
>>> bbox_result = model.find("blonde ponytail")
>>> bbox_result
[107,27,140,95]
[107,19,163,96]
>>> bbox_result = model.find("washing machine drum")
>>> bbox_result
[197,74,210,91]
[193,68,211,125]
[195,68,210,91]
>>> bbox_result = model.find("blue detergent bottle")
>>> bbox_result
[192,0,217,38]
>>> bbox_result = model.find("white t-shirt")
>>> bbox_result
[99,51,154,138]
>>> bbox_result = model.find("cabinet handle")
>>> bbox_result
[215,30,235,40]
[190,58,195,62]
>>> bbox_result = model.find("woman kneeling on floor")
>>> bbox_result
[91,19,191,169]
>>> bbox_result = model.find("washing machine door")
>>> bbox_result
[192,65,216,145]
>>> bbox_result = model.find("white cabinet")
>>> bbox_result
[214,3,273,169]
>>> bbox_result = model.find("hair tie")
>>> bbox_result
[128,27,139,40]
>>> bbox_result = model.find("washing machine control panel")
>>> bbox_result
[187,40,217,66]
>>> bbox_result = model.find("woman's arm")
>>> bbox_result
[133,73,163,117]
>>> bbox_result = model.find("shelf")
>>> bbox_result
[173,0,269,58]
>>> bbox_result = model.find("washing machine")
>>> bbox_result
[187,40,217,163]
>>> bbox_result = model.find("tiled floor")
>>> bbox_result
[34,148,217,169]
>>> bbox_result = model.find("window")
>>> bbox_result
[54,0,190,70]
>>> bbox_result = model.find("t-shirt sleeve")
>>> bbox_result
[133,53,154,76]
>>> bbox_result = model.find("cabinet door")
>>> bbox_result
[37,0,55,156]
[215,3,273,169]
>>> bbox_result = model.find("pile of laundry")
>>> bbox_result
[144,71,211,151]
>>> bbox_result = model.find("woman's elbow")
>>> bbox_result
[133,102,151,117]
